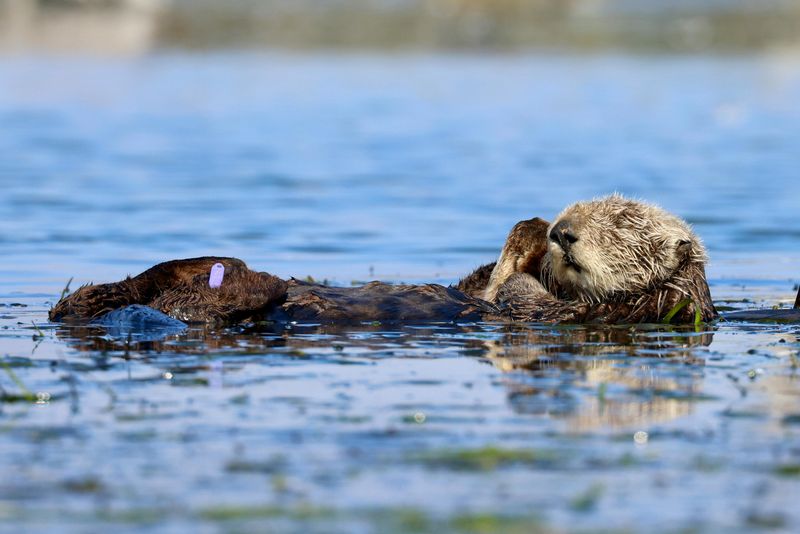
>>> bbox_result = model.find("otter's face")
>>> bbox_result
[544,195,706,302]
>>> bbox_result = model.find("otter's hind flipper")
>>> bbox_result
[49,279,143,321]
[50,257,287,324]
[48,257,248,321]
[150,267,288,324]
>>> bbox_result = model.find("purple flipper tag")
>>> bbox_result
[209,263,225,288]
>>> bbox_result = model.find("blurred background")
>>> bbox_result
[3,0,800,53]
[0,0,799,300]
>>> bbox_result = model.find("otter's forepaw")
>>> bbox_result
[454,262,496,299]
[495,273,548,304]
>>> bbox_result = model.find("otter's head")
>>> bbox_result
[543,195,707,303]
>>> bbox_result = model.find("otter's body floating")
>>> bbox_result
[49,196,723,326]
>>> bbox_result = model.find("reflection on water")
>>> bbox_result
[3,302,799,531]
[484,325,713,430]
[54,321,713,434]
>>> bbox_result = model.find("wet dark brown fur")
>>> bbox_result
[50,257,496,325]
[275,280,495,323]
[49,203,717,326]
[49,257,288,324]
[48,243,713,327]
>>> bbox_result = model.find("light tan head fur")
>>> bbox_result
[542,194,707,303]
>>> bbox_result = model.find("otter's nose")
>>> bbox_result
[549,219,578,252]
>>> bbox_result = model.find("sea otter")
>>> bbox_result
[49,195,717,326]
[475,194,717,324]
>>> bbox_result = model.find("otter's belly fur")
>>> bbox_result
[268,280,497,324]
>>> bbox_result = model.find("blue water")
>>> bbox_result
[1,53,800,532]
[2,54,800,292]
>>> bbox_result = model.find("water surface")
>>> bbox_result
[1,53,799,533]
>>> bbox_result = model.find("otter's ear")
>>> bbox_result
[676,239,692,261]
